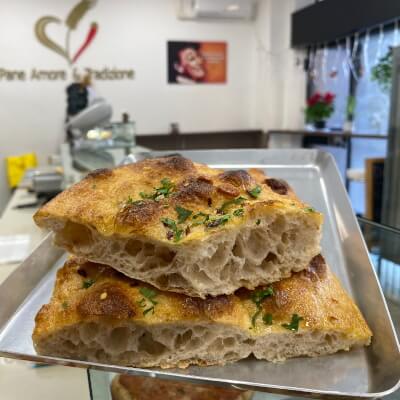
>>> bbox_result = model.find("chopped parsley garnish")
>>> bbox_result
[191,212,209,226]
[219,196,246,213]
[92,184,97,190]
[161,217,184,242]
[281,314,303,332]
[127,196,145,206]
[251,308,262,327]
[156,178,174,196]
[303,207,315,213]
[205,214,231,228]
[61,301,68,310]
[143,307,155,316]
[82,279,95,289]
[248,185,262,198]
[140,178,175,201]
[175,205,193,223]
[138,287,158,316]
[250,287,274,327]
[256,219,261,225]
[233,208,244,217]
[251,287,274,306]
[139,191,153,199]
[263,313,273,325]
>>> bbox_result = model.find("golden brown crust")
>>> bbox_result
[33,155,323,244]
[33,256,372,344]
[112,375,253,400]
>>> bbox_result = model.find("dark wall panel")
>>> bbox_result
[292,0,400,47]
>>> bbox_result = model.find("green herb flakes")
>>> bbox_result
[250,287,274,327]
[61,301,69,310]
[92,184,97,190]
[161,217,184,242]
[303,207,315,213]
[205,214,231,228]
[251,308,262,327]
[256,219,261,225]
[191,212,209,226]
[263,313,273,325]
[248,185,262,198]
[143,306,155,316]
[175,205,193,223]
[139,287,158,302]
[281,314,303,332]
[140,178,175,201]
[139,191,153,199]
[219,196,246,213]
[153,178,174,200]
[127,196,145,206]
[82,279,95,289]
[251,287,274,306]
[138,287,158,316]
[233,208,244,217]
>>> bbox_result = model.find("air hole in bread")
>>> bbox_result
[232,241,244,257]
[138,332,167,356]
[125,240,142,256]
[175,330,193,348]
[270,215,286,234]
[223,337,236,347]
[225,351,239,360]
[264,252,278,263]
[143,243,155,257]
[80,322,99,343]
[167,273,189,287]
[111,242,121,253]
[59,222,93,248]
[155,247,176,263]
[107,327,130,353]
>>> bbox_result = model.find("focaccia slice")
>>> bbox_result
[111,375,253,400]
[33,255,372,368]
[34,155,323,298]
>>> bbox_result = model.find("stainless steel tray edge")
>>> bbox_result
[0,233,63,334]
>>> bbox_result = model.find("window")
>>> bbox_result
[307,27,395,215]
[311,45,350,129]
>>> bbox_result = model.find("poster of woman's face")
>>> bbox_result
[167,41,227,84]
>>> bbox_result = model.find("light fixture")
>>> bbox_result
[226,3,240,12]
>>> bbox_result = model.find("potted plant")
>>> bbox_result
[344,95,355,132]
[371,48,392,93]
[305,92,335,129]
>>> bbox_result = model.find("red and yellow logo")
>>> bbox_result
[34,0,98,65]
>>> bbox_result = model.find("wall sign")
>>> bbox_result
[167,41,227,84]
[0,0,134,82]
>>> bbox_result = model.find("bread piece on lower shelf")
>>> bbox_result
[33,155,323,298]
[111,374,253,400]
[32,255,371,368]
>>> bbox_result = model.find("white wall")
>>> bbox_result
[0,0,259,211]
[253,0,307,147]
[0,0,307,212]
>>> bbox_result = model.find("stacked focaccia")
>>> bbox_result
[32,155,372,368]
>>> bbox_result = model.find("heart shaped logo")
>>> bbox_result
[34,0,98,65]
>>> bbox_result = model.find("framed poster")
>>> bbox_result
[167,41,227,84]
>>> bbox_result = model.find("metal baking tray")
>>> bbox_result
[0,149,399,398]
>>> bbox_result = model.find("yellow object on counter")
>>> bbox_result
[6,153,37,188]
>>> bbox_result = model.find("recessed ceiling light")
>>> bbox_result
[226,4,240,12]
